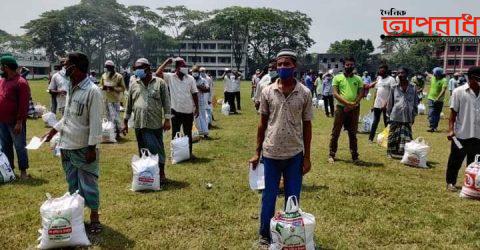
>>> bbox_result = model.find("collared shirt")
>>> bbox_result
[427,76,447,102]
[387,83,419,123]
[48,72,69,109]
[54,77,103,150]
[260,80,313,160]
[332,73,364,106]
[99,72,126,103]
[448,78,460,91]
[305,75,314,91]
[450,84,480,139]
[224,74,239,93]
[125,76,171,129]
[322,77,334,96]
[162,72,198,114]
[195,77,209,107]
[0,75,30,123]
[254,74,271,103]
[362,75,372,84]
[374,75,396,109]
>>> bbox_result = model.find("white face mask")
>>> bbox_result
[179,67,189,75]
[192,72,199,78]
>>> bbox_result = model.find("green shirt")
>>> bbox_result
[332,74,364,105]
[99,72,126,103]
[427,76,447,102]
[125,77,171,129]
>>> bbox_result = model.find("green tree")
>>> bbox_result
[327,39,374,73]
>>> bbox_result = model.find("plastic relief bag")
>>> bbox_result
[171,132,190,164]
[270,196,316,250]
[400,137,430,168]
[249,162,265,190]
[101,118,116,143]
[359,111,374,133]
[376,126,389,148]
[418,103,426,115]
[0,147,15,183]
[221,102,230,116]
[131,148,160,191]
[460,155,480,199]
[37,191,91,249]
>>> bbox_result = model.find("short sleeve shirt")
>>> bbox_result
[163,73,198,114]
[259,81,313,160]
[332,74,364,105]
[99,72,126,103]
[450,84,480,140]
[48,72,69,109]
[374,75,396,109]
[427,76,448,102]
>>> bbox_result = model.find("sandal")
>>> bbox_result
[89,221,103,234]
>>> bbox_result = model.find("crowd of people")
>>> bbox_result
[1,48,479,247]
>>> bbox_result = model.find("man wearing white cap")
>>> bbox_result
[249,48,313,245]
[156,57,199,158]
[221,68,238,114]
[100,60,126,139]
[123,58,171,182]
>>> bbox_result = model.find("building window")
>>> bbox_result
[218,44,231,50]
[188,56,201,63]
[448,45,461,52]
[464,59,476,66]
[327,64,331,69]
[447,59,460,66]
[202,43,216,50]
[335,64,339,68]
[322,58,327,63]
[465,46,477,53]
[180,43,186,49]
[330,58,336,63]
[203,57,216,63]
[218,57,231,64]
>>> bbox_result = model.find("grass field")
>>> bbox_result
[1,79,478,249]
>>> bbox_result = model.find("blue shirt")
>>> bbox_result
[305,75,314,91]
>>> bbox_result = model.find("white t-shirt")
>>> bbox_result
[374,75,396,109]
[48,72,69,110]
[224,74,238,93]
[254,74,271,103]
[163,73,198,114]
[450,84,480,140]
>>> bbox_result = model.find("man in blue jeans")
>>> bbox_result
[0,55,30,179]
[249,49,313,246]
[427,67,448,132]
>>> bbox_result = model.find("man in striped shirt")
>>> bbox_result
[45,52,104,234]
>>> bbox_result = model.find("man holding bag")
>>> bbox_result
[123,58,171,182]
[445,66,480,192]
[249,49,313,246]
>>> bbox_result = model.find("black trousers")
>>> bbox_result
[224,92,236,113]
[323,95,335,116]
[234,91,241,110]
[171,109,194,155]
[369,108,389,141]
[446,138,480,185]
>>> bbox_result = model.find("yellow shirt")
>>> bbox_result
[99,72,126,102]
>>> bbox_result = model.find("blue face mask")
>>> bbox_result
[277,67,295,80]
[269,70,278,79]
[135,69,146,79]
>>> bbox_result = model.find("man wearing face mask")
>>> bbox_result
[156,57,199,158]
[199,67,214,126]
[254,59,278,110]
[0,55,31,180]
[48,61,68,115]
[445,66,480,192]
[249,49,312,246]
[328,57,364,164]
[99,60,126,139]
[44,52,104,233]
[192,66,210,137]
[221,68,238,114]
[123,58,171,182]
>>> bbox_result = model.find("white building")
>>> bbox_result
[0,48,50,79]
[171,40,247,78]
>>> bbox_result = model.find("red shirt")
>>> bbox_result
[0,75,30,123]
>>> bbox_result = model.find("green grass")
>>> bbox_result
[1,79,478,249]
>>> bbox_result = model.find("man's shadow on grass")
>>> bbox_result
[302,184,329,192]
[333,158,385,168]
[2,176,48,187]
[88,224,136,249]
